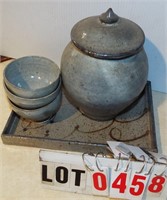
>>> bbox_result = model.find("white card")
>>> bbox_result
[54,163,71,188]
[41,161,55,186]
[107,141,130,159]
[145,163,167,198]
[83,153,110,196]
[107,141,152,163]
[126,161,151,200]
[109,159,132,199]
[70,164,87,193]
[127,145,152,163]
[91,166,109,196]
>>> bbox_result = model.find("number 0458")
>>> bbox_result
[111,173,166,196]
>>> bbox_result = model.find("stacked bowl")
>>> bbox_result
[3,56,62,122]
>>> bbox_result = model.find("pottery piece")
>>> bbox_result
[4,56,60,98]
[8,90,62,122]
[3,78,61,109]
[61,8,148,121]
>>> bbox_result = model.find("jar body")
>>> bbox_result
[61,42,148,121]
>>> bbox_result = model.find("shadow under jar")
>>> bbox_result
[61,8,148,121]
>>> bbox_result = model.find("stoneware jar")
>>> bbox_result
[61,8,148,121]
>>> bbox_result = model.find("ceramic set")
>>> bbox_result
[3,8,148,122]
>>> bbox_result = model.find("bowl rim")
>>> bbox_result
[8,89,62,112]
[3,56,60,94]
[3,77,62,101]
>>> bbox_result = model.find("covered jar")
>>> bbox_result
[61,8,148,121]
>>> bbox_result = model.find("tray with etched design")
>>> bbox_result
[1,81,157,154]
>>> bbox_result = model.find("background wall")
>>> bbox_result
[0,0,167,93]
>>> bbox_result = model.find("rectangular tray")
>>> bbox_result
[1,81,158,154]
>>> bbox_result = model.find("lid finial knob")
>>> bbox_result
[100,8,119,24]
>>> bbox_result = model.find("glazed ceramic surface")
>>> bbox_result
[61,43,148,120]
[8,90,62,122]
[3,78,61,109]
[61,8,148,121]
[4,56,60,98]
[71,8,145,59]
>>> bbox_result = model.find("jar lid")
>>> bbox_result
[71,8,145,59]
